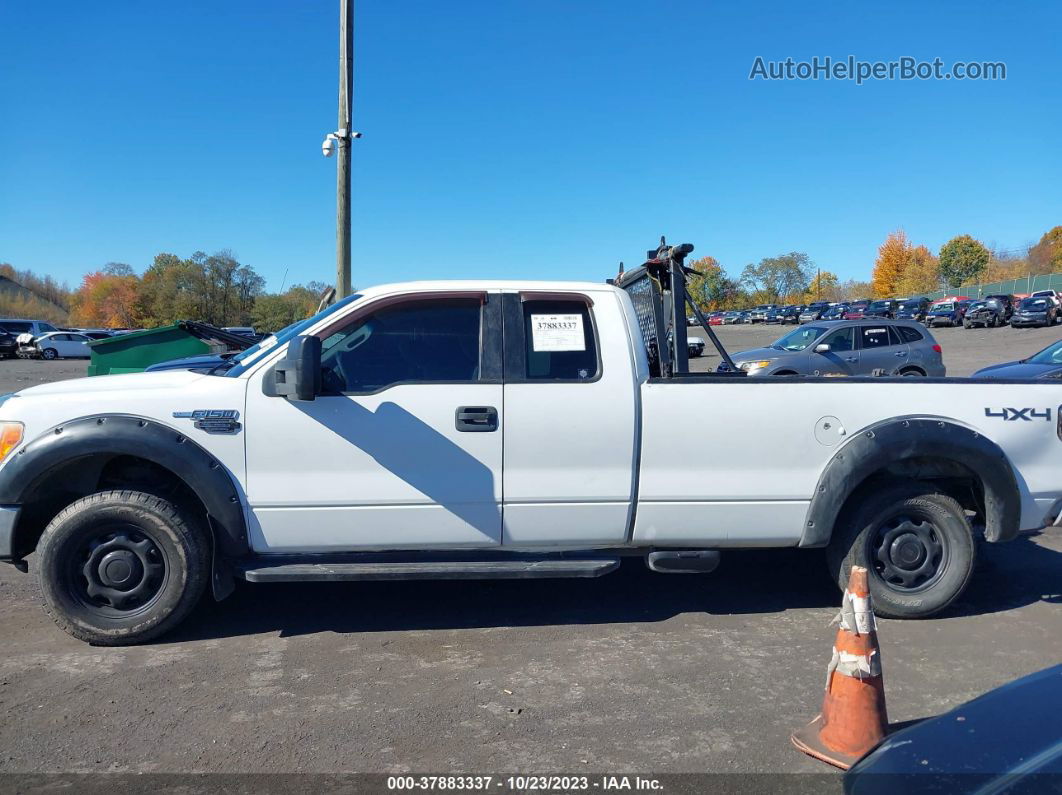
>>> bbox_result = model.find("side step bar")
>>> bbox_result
[237,558,621,583]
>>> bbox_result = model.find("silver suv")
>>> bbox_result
[720,319,945,377]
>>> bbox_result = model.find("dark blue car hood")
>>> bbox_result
[972,360,1062,379]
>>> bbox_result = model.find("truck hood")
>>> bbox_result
[14,369,208,398]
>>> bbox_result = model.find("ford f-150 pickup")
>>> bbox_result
[0,242,1055,644]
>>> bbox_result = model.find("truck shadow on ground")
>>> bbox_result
[168,533,1061,642]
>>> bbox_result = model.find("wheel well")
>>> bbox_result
[834,456,985,536]
[12,454,210,559]
[899,365,926,376]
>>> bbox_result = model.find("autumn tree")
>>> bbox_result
[872,230,910,297]
[894,244,940,296]
[804,270,840,303]
[69,270,142,328]
[1028,226,1062,274]
[938,235,990,288]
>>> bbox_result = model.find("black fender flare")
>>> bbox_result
[0,414,248,560]
[800,418,1021,547]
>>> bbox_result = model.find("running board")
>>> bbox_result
[236,558,621,583]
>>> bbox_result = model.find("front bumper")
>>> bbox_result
[1012,316,1047,326]
[0,505,20,560]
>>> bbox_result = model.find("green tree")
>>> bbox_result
[938,235,990,288]
[740,252,813,302]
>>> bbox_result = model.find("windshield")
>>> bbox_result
[868,301,890,310]
[225,293,363,376]
[824,305,847,317]
[772,325,826,352]
[968,301,987,311]
[900,301,922,310]
[1021,298,1049,310]
[932,302,955,311]
[1027,342,1062,364]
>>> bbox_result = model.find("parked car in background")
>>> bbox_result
[749,304,778,323]
[719,319,945,377]
[1010,296,1058,328]
[896,297,930,322]
[0,329,17,359]
[843,299,871,319]
[687,336,705,357]
[739,311,753,324]
[973,338,1062,379]
[1030,289,1061,309]
[964,298,1008,328]
[926,300,967,327]
[822,303,851,320]
[778,305,803,324]
[983,294,1015,323]
[29,332,93,360]
[798,302,830,323]
[865,299,900,318]
[722,311,742,324]
[707,311,725,326]
[74,329,115,340]
[0,319,60,338]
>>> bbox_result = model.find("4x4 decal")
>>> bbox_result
[984,407,1052,422]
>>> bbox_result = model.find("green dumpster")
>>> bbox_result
[87,322,254,376]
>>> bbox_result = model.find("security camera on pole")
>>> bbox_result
[321,0,361,300]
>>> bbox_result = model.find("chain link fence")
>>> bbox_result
[924,273,1062,301]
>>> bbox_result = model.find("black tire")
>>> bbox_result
[41,348,58,360]
[35,491,209,645]
[826,482,976,619]
[900,368,924,377]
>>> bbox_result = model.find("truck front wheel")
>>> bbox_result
[826,482,976,619]
[35,491,209,645]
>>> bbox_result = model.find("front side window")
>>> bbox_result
[822,327,855,351]
[320,298,482,393]
[522,300,598,380]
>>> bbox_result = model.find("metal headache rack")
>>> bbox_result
[611,237,740,377]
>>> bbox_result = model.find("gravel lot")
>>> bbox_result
[0,324,1060,782]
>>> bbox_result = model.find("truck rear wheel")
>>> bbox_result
[826,482,976,619]
[35,491,209,645]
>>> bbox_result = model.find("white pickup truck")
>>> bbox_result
[0,248,1056,644]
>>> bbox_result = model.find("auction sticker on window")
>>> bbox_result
[530,314,585,352]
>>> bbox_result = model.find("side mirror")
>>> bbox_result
[270,335,321,401]
[814,343,832,353]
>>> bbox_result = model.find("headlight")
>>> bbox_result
[0,422,23,461]
[739,360,772,371]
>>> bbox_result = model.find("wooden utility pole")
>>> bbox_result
[335,0,354,299]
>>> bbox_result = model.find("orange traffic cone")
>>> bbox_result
[791,565,889,769]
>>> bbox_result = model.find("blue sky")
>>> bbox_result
[1,1,1059,291]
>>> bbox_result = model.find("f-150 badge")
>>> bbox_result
[172,409,241,434]
[984,407,1052,422]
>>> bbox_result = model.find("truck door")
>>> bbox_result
[244,292,504,552]
[501,291,637,546]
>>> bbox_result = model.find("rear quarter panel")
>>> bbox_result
[634,379,1061,546]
